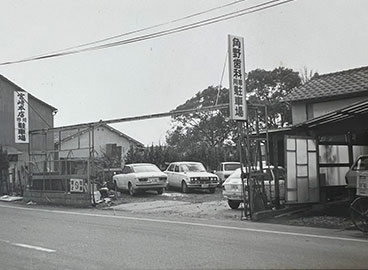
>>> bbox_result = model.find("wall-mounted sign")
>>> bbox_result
[228,35,247,121]
[70,178,84,193]
[14,91,29,143]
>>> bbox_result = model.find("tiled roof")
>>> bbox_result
[285,66,368,102]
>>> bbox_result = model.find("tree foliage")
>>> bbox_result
[246,67,301,128]
[126,67,303,170]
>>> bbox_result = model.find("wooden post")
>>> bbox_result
[273,135,280,208]
[238,122,247,219]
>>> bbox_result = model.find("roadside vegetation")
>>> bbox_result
[125,66,303,171]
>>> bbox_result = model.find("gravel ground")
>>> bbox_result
[101,188,358,231]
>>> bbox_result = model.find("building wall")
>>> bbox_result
[0,77,55,162]
[291,103,306,124]
[291,96,364,125]
[59,127,134,162]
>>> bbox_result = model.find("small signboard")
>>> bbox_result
[228,34,247,121]
[70,178,84,193]
[357,172,368,197]
[14,91,29,143]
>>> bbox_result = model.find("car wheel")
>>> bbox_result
[157,188,164,195]
[209,188,216,194]
[128,183,135,196]
[228,200,241,209]
[181,181,189,193]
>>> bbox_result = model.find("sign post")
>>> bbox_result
[228,34,250,219]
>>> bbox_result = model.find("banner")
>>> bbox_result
[228,35,247,121]
[14,91,29,143]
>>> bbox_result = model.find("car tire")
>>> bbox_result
[128,183,135,196]
[209,188,216,194]
[157,188,164,195]
[228,200,241,209]
[181,181,189,193]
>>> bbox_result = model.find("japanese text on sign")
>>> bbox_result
[14,91,29,143]
[228,35,247,121]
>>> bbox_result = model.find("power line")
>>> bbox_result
[0,0,296,66]
[21,0,249,59]
[30,103,230,134]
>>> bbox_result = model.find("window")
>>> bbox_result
[133,164,160,173]
[224,163,241,171]
[353,156,368,170]
[167,164,175,172]
[174,165,180,172]
[122,166,131,174]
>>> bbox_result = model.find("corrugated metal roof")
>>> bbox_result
[294,98,368,129]
[286,66,368,102]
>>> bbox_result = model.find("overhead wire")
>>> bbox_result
[0,0,296,66]
[215,50,228,106]
[21,0,249,59]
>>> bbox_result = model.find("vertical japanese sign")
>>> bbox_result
[14,91,29,143]
[228,35,247,121]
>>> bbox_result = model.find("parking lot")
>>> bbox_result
[103,187,354,230]
[108,187,247,221]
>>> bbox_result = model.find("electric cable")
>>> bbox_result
[0,0,296,66]
[215,50,228,106]
[21,0,249,59]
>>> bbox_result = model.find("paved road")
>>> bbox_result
[0,202,367,269]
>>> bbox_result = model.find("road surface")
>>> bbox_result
[0,202,367,269]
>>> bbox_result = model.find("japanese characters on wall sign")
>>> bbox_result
[14,91,29,143]
[228,35,247,121]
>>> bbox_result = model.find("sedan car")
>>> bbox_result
[222,166,286,209]
[345,155,368,189]
[214,162,241,186]
[164,161,219,193]
[113,163,167,196]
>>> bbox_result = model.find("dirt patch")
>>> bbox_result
[101,189,358,230]
[262,201,355,230]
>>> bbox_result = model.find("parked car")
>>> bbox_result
[345,155,368,189]
[164,161,219,193]
[113,163,167,196]
[214,162,241,185]
[222,166,286,209]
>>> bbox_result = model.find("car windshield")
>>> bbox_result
[354,156,368,170]
[228,168,245,179]
[224,163,241,171]
[133,164,161,173]
[181,163,206,172]
[228,167,285,180]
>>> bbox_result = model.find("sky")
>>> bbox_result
[1,0,368,145]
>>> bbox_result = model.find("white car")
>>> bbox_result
[113,163,167,196]
[223,166,286,209]
[214,162,241,185]
[164,161,219,193]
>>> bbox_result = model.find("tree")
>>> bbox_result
[246,67,301,127]
[165,67,302,169]
[299,66,319,84]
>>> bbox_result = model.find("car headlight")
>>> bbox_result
[190,177,199,182]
